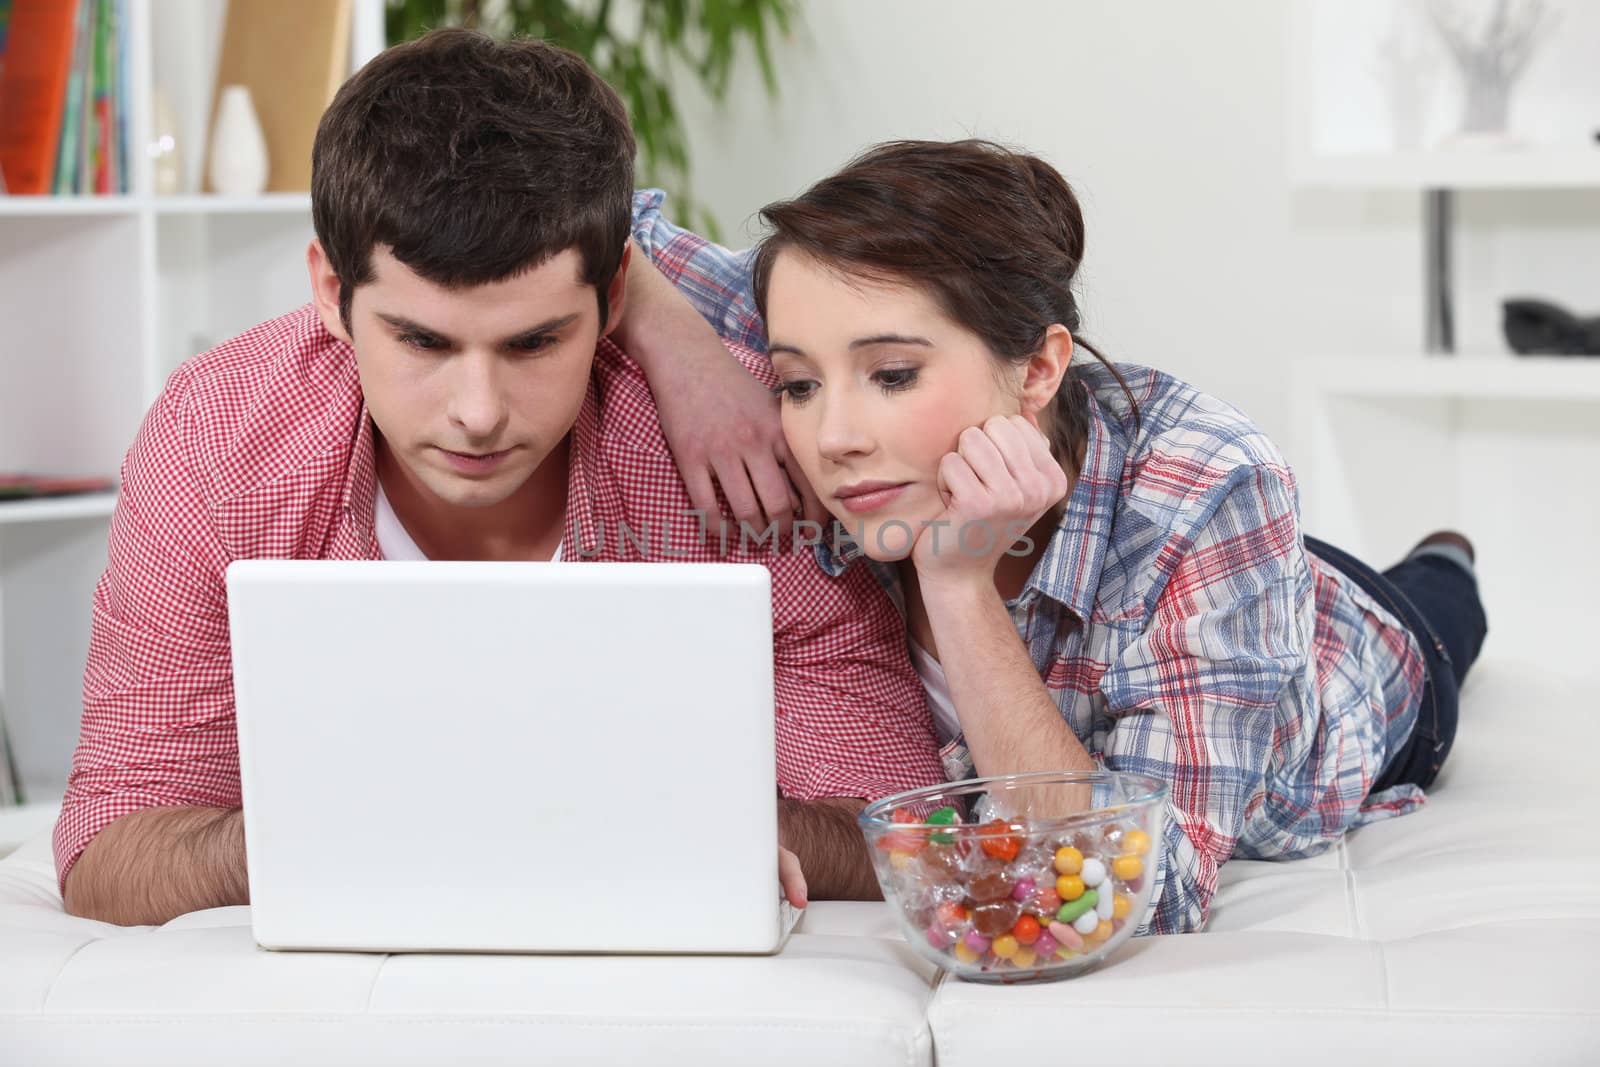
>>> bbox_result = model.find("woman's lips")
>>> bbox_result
[835,483,910,514]
[440,447,512,476]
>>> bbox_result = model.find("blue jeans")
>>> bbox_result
[1303,536,1489,792]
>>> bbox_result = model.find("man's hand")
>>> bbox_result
[777,796,880,901]
[779,845,808,909]
[613,245,826,542]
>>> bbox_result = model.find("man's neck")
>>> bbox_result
[375,435,570,562]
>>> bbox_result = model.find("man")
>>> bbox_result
[57,29,942,926]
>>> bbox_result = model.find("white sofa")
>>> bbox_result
[4,655,1597,1065]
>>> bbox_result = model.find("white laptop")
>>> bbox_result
[226,560,797,954]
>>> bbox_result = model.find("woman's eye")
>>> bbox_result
[874,367,919,392]
[774,380,818,404]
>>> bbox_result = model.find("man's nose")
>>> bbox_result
[446,352,510,442]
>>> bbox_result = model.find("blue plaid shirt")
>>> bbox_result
[631,191,1428,934]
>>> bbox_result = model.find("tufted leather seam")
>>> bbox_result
[36,936,101,1013]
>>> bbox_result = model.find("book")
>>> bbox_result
[207,0,351,193]
[50,0,91,196]
[0,0,80,195]
[0,473,116,500]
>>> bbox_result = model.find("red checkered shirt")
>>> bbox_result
[54,304,944,888]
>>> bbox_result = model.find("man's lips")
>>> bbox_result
[439,446,514,475]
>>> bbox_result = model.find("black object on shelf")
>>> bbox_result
[1502,298,1600,356]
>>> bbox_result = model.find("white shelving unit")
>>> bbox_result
[0,0,383,807]
[1287,3,1600,668]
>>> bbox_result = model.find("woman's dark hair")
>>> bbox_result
[751,139,1138,479]
[312,28,635,330]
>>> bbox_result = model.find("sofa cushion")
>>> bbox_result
[925,657,1600,1064]
[0,827,940,1067]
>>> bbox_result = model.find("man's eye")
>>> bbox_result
[512,335,555,354]
[773,380,817,404]
[398,333,443,351]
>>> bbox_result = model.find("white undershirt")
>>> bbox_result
[374,481,563,562]
[907,638,961,746]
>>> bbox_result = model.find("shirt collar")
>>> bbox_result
[812,388,1130,624]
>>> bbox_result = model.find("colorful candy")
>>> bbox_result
[881,809,1156,978]
[1056,889,1098,923]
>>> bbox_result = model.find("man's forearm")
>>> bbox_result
[778,796,881,901]
[62,805,248,926]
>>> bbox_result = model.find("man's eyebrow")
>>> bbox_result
[849,333,933,350]
[375,312,581,345]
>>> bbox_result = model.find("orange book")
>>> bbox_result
[0,0,80,195]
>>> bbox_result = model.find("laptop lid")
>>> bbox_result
[227,560,784,953]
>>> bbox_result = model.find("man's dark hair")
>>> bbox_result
[311,28,636,330]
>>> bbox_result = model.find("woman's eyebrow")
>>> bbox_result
[768,342,809,359]
[849,333,933,349]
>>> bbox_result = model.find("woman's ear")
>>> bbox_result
[1020,324,1073,419]
[306,240,353,344]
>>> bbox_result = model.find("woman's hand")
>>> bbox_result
[912,413,1069,589]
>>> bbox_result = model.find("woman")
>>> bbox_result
[633,140,1487,934]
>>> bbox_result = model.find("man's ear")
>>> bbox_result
[598,241,631,339]
[307,239,353,344]
[1020,324,1073,419]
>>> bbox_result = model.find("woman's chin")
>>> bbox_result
[835,513,922,562]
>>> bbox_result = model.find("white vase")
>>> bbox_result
[208,85,269,196]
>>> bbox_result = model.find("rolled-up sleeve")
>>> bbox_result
[763,548,944,807]
[54,376,239,891]
[630,189,766,352]
[1095,467,1305,934]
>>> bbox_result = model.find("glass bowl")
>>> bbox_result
[858,770,1167,984]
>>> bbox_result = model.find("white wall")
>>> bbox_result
[670,0,1600,455]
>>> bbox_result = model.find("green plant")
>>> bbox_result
[386,0,796,237]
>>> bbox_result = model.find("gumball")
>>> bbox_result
[1056,874,1085,901]
[1011,946,1038,969]
[1033,931,1059,959]
[991,934,1020,960]
[1080,857,1107,888]
[1112,854,1144,881]
[1011,877,1036,902]
[953,940,980,964]
[1089,919,1113,943]
[1072,909,1100,936]
[1112,893,1132,920]
[926,924,955,949]
[972,899,1021,937]
[1053,846,1083,875]
[1012,914,1041,945]
[963,928,992,954]
[1121,828,1152,856]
